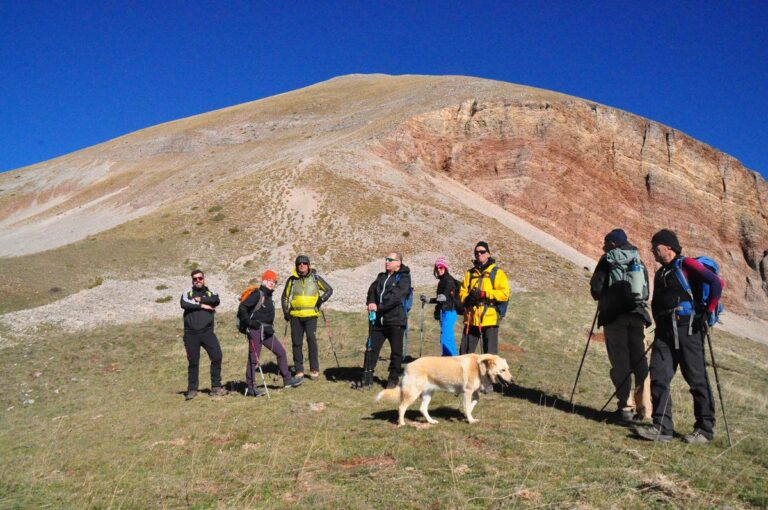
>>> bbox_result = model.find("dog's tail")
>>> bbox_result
[375,387,401,403]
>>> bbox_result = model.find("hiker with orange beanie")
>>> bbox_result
[238,269,303,397]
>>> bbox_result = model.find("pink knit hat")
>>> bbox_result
[434,257,449,270]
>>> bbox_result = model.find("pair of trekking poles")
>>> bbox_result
[245,310,341,397]
[569,307,732,446]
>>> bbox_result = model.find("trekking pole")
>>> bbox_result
[362,310,376,388]
[569,307,599,410]
[418,301,426,358]
[320,310,340,368]
[598,333,655,414]
[247,330,270,399]
[705,328,732,447]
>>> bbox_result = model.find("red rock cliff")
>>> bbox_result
[378,97,768,318]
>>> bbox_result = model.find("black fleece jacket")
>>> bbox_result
[366,265,411,328]
[237,286,276,334]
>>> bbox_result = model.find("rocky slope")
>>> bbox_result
[0,74,766,324]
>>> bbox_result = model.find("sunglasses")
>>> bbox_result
[385,257,400,262]
[474,250,488,255]
[192,276,205,281]
[297,262,309,266]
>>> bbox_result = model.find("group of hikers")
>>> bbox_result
[180,228,724,445]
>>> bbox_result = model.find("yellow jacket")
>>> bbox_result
[459,262,510,327]
[281,269,333,318]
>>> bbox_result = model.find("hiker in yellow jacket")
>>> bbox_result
[281,255,333,381]
[459,241,510,355]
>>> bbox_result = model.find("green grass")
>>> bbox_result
[1,292,766,508]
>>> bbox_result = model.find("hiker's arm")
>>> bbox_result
[281,280,292,315]
[459,272,470,303]
[683,258,723,313]
[366,281,377,309]
[380,274,411,312]
[589,258,608,300]
[200,291,220,307]
[180,291,200,310]
[487,269,510,303]
[316,275,333,304]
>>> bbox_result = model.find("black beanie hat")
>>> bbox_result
[295,255,310,267]
[651,229,682,255]
[475,241,490,253]
[603,228,628,248]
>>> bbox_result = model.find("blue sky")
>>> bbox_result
[2,1,767,177]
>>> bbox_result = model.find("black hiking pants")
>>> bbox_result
[649,317,715,439]
[367,325,404,383]
[460,326,499,355]
[183,328,223,391]
[290,316,319,374]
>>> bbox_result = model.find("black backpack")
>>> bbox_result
[236,286,266,334]
[450,276,465,315]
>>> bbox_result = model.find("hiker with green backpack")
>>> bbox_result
[458,242,510,356]
[590,229,652,423]
[419,257,461,356]
[238,269,303,397]
[281,255,333,381]
[634,229,723,444]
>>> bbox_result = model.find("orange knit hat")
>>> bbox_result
[262,269,278,282]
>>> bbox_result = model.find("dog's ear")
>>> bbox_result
[477,355,496,376]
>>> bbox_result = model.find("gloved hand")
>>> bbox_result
[419,294,429,304]
[707,312,718,327]
[284,312,291,322]
[465,288,480,307]
[262,324,275,337]
[480,290,487,300]
[436,294,447,303]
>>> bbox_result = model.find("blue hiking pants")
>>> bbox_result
[440,310,458,356]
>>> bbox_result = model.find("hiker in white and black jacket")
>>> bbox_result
[590,228,652,423]
[180,269,227,400]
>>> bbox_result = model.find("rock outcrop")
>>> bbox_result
[377,96,768,317]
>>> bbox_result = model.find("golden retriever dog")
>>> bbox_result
[376,354,513,426]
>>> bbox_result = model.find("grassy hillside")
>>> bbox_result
[1,292,765,508]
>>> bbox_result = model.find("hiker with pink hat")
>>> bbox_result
[419,257,461,356]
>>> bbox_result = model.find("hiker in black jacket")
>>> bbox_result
[590,229,652,422]
[180,270,227,400]
[634,229,723,444]
[365,252,411,389]
[238,269,303,397]
[419,256,459,356]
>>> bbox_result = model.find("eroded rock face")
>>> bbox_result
[377,98,768,317]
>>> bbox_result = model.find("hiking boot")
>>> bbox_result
[244,387,264,398]
[210,387,228,397]
[185,390,198,401]
[633,424,673,442]
[386,378,399,390]
[683,429,712,444]
[614,409,635,423]
[284,376,304,388]
[309,370,320,381]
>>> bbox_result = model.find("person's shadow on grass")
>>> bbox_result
[502,382,620,424]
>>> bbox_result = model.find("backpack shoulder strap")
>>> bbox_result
[490,266,498,288]
[673,257,694,300]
